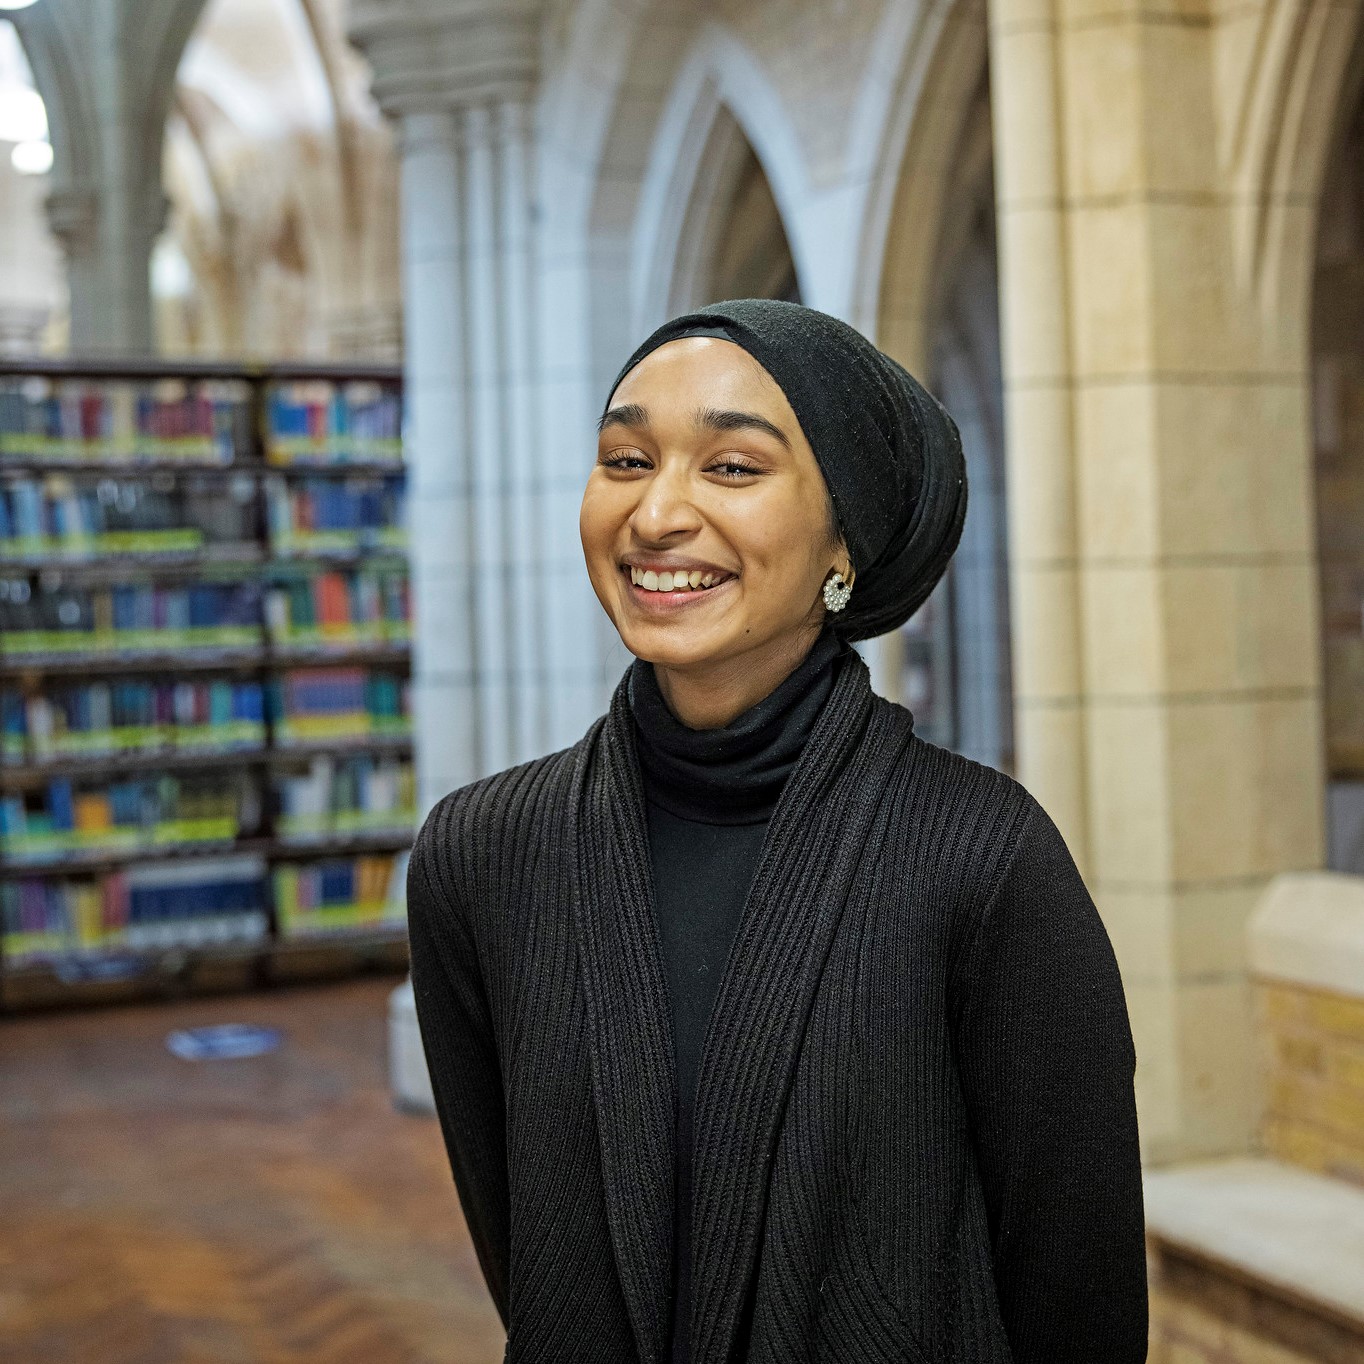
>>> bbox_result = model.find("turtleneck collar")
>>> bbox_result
[627,626,850,826]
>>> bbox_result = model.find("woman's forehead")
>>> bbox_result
[610,335,786,407]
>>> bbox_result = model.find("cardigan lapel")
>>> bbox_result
[566,646,914,1364]
[566,698,677,1364]
[687,649,912,1364]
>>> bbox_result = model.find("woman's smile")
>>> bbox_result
[620,561,737,611]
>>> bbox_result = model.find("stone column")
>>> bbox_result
[47,183,169,357]
[989,0,1325,1161]
[395,105,482,810]
[351,0,578,809]
[13,0,199,356]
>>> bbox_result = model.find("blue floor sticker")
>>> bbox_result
[166,1024,283,1061]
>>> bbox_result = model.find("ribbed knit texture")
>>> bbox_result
[627,626,844,825]
[407,643,1149,1364]
[626,626,846,1364]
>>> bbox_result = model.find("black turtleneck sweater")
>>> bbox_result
[627,625,847,1364]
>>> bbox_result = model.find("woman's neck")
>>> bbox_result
[627,625,847,825]
[649,627,831,730]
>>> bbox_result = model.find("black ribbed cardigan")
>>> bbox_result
[628,626,844,1364]
[406,642,1149,1364]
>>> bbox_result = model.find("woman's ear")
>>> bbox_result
[836,540,855,590]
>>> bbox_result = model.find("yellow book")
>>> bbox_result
[74,793,112,832]
[73,883,103,948]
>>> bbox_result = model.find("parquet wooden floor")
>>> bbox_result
[0,978,507,1364]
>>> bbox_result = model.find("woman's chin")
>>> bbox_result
[617,612,740,670]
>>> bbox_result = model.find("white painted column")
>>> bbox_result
[353,0,606,809]
[85,0,165,357]
[497,99,551,761]
[398,108,480,810]
[463,102,517,776]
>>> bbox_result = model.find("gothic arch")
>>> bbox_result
[859,0,989,372]
[698,133,798,306]
[12,0,208,198]
[6,3,97,188]
[629,32,806,327]
[862,0,1006,747]
[546,0,994,680]
[1227,0,1364,334]
[559,8,813,402]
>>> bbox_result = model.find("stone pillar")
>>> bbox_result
[350,0,570,808]
[47,183,169,357]
[395,105,483,810]
[13,0,197,356]
[988,0,1325,1161]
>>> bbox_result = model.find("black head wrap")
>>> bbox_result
[603,297,967,642]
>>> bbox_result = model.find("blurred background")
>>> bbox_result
[0,0,1361,1360]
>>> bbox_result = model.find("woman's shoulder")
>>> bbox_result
[877,700,1037,831]
[414,735,589,864]
[872,703,1049,893]
[886,720,1106,968]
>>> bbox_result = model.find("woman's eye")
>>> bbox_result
[710,460,760,480]
[596,452,760,479]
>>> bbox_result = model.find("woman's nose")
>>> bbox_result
[630,465,700,538]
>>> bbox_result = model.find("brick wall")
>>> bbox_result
[1149,1246,1364,1364]
[1256,981,1364,1189]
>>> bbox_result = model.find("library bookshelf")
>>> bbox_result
[0,357,415,1009]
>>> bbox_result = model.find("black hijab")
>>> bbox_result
[603,297,968,641]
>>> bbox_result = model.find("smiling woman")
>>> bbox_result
[580,333,850,728]
[406,298,1149,1364]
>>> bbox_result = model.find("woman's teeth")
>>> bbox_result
[629,566,725,592]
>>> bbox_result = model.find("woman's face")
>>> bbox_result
[580,335,846,671]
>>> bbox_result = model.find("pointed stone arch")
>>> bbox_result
[568,12,812,409]
[641,95,796,316]
[539,0,1001,690]
[696,130,798,306]
[859,0,989,375]
[848,0,1008,746]
[623,25,809,328]
[170,0,399,358]
[836,0,998,473]
[1228,0,1364,338]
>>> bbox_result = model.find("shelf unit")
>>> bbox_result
[0,357,414,1009]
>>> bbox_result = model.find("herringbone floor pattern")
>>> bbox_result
[0,977,506,1363]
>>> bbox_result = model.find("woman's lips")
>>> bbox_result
[620,565,734,611]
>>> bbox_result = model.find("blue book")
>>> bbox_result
[319,859,354,903]
[47,778,75,832]
[12,482,42,538]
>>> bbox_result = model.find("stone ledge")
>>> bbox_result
[1144,1155,1364,1334]
[1249,871,1364,1000]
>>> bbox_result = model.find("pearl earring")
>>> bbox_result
[822,570,852,612]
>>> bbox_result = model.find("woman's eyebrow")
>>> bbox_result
[596,401,791,450]
[693,406,791,449]
[597,402,649,433]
